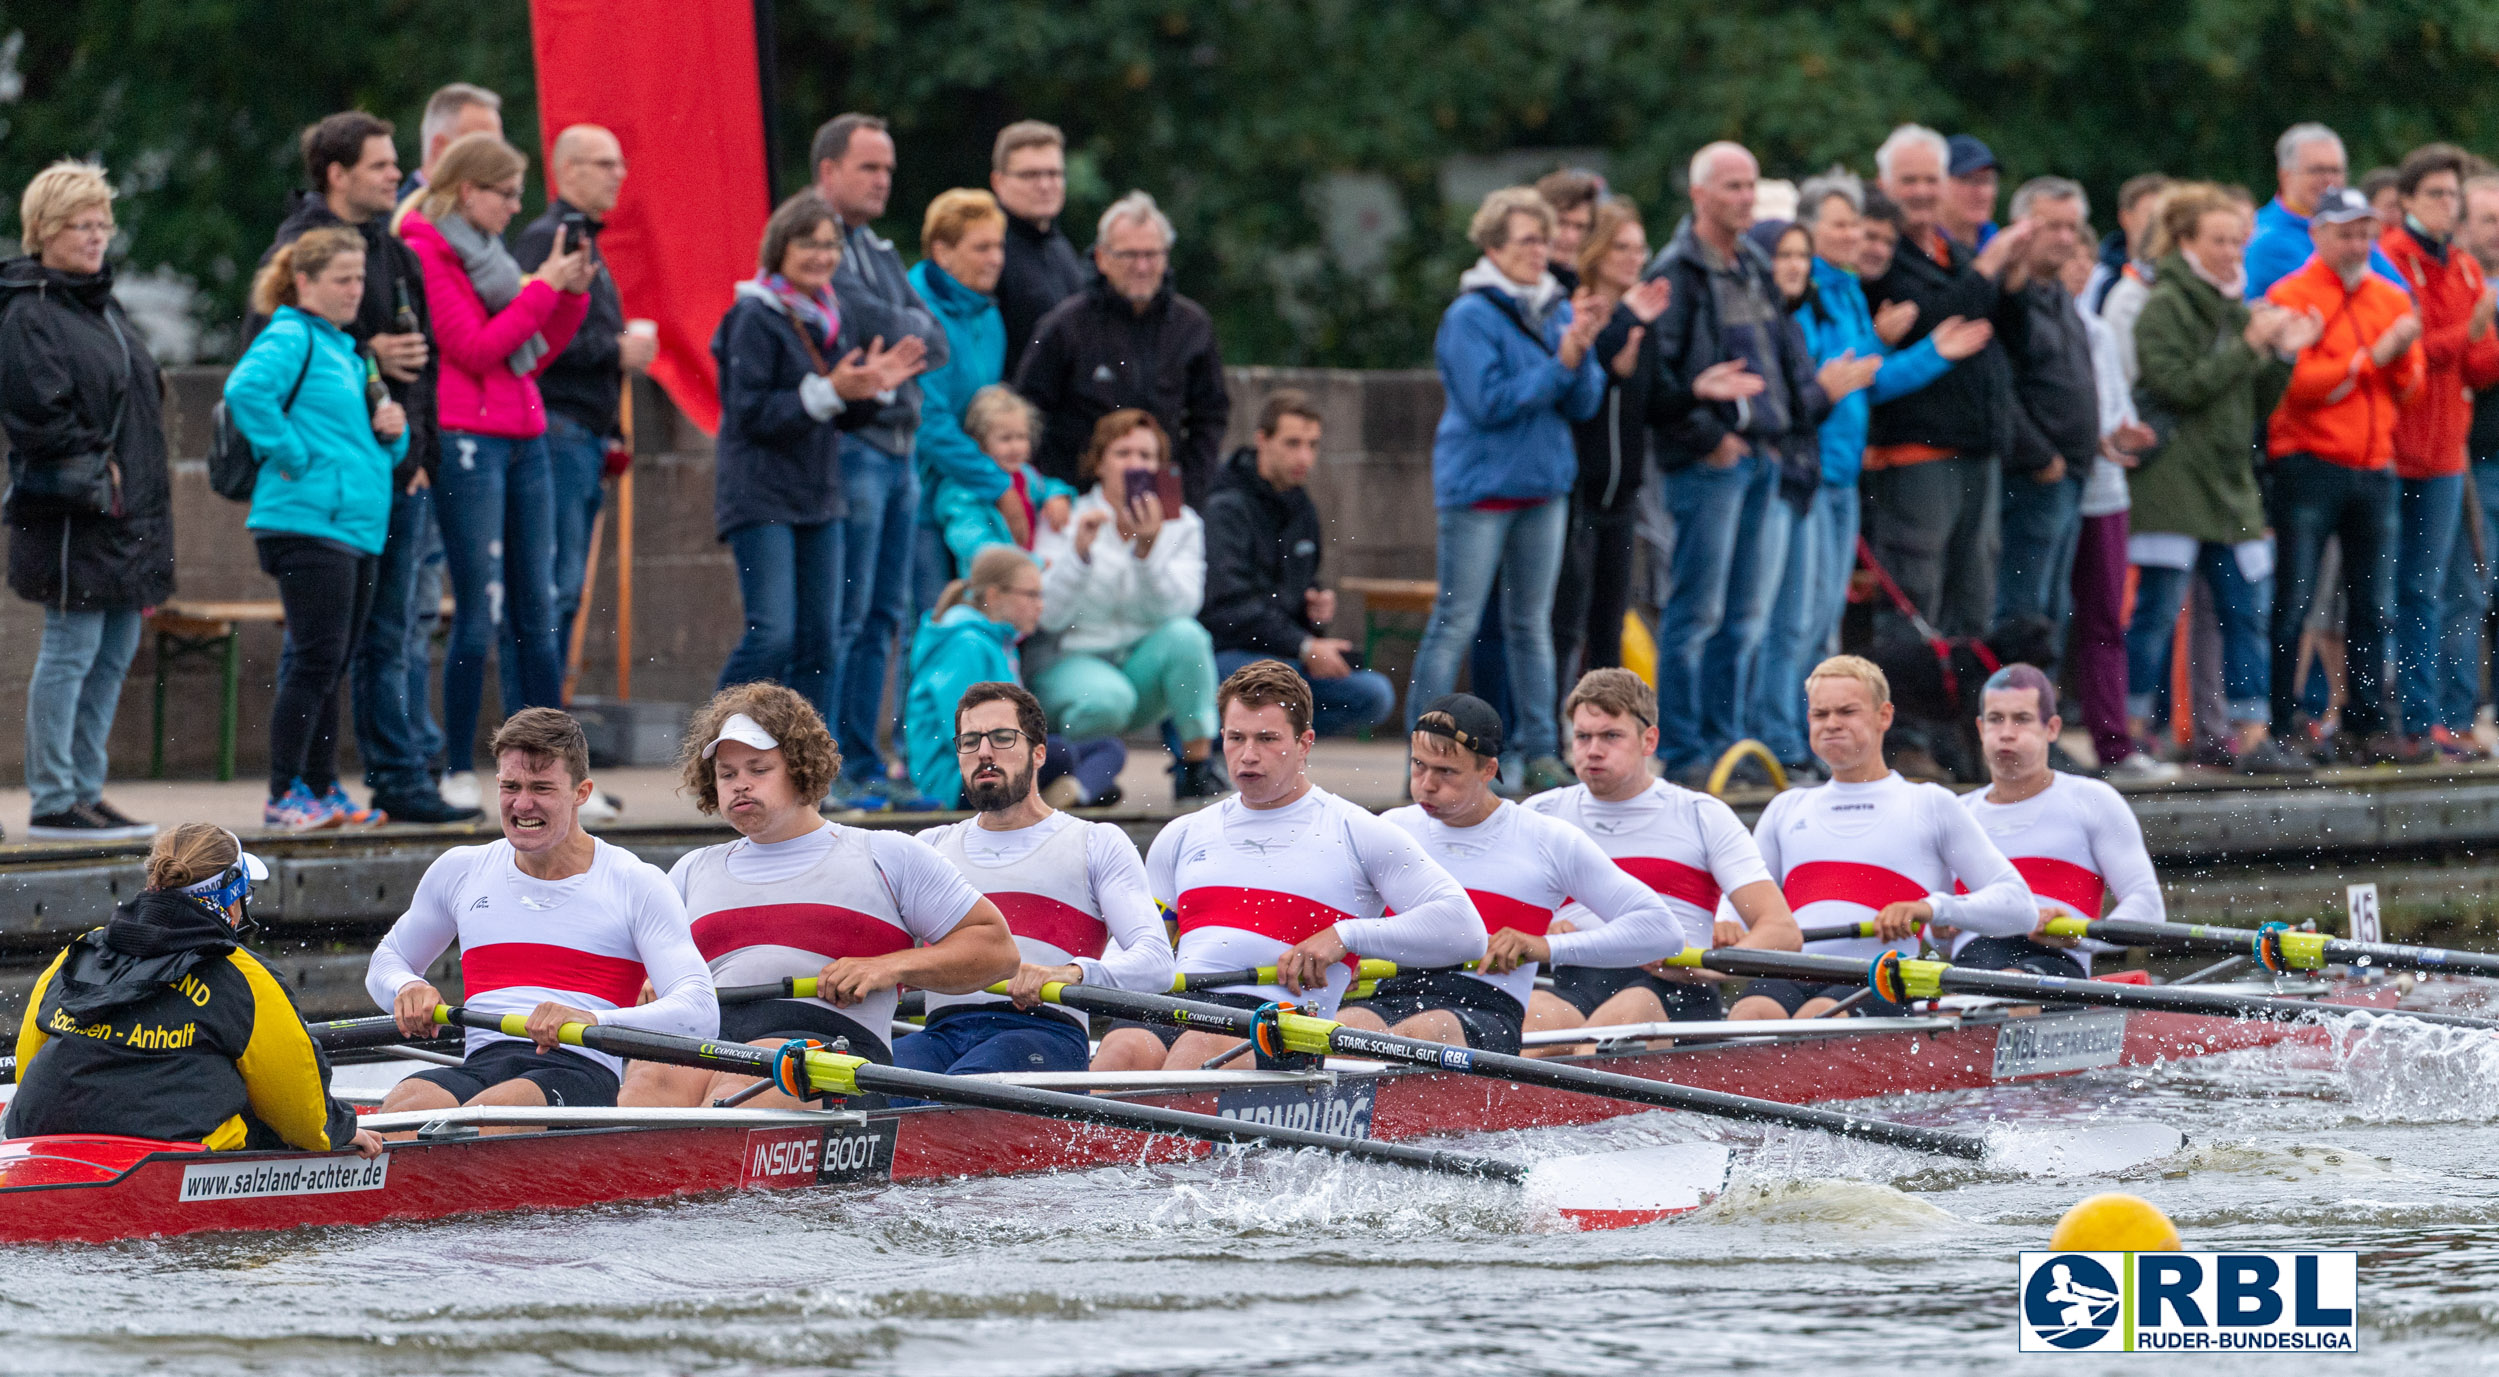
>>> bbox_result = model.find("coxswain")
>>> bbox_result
[371,709,716,1123]
[908,683,1173,1075]
[619,685,1015,1110]
[1142,660,1482,1072]
[1741,655,2035,1017]
[7,824,381,1157]
[1950,664,2161,975]
[1514,670,1802,1039]
[1364,693,1680,1054]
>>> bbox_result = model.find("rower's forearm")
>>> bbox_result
[895,939,1022,995]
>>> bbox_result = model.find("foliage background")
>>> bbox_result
[7,0,2497,364]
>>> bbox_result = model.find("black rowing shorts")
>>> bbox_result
[1740,979,1911,1019]
[1547,965,1726,1022]
[1952,936,2088,979]
[1106,989,1316,1069]
[409,1039,619,1108]
[717,999,897,1065]
[1341,968,1526,1055]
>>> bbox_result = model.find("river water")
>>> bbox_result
[7,996,2499,1376]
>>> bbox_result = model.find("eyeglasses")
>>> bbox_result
[954,728,1033,754]
[481,185,524,203]
[1104,248,1168,264]
[63,219,115,237]
[581,158,628,174]
[1003,169,1065,183]
[791,236,842,252]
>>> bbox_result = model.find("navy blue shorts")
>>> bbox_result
[1953,936,2088,979]
[891,1006,1090,1076]
[718,999,895,1065]
[1547,965,1727,1021]
[1739,979,1910,1018]
[1341,968,1526,1055]
[409,1039,619,1108]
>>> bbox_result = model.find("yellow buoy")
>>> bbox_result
[2050,1192,2180,1251]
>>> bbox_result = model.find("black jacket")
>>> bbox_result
[1642,220,1831,497]
[1201,446,1324,657]
[2000,278,2102,476]
[515,199,626,439]
[1566,301,1684,511]
[0,258,175,612]
[998,212,1090,379]
[1015,274,1231,510]
[6,891,362,1153]
[1863,233,2018,459]
[708,288,874,540]
[248,192,438,485]
[2476,378,2499,464]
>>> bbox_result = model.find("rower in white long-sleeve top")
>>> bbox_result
[1141,660,1482,1072]
[1739,656,2036,1018]
[1954,664,2162,977]
[909,683,1175,1075]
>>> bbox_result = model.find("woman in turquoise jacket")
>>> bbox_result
[909,191,1010,602]
[223,226,408,830]
[903,546,1038,807]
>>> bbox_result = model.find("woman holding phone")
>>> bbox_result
[1030,409,1223,801]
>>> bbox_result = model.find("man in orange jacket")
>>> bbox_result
[2380,144,2499,759]
[2266,186,2428,764]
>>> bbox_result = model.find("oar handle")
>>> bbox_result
[309,1012,462,1053]
[1169,959,1401,993]
[1796,919,1927,944]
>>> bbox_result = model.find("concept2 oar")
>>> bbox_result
[2037,916,2499,981]
[423,1006,1716,1227]
[1670,947,2499,1032]
[711,962,1405,1009]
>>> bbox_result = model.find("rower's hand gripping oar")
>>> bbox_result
[421,1006,1716,1228]
[2039,915,2499,981]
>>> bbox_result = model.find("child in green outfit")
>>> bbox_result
[935,384,1075,575]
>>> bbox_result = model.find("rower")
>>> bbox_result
[1741,655,2035,1017]
[7,823,381,1158]
[1370,693,1681,1054]
[909,683,1174,1076]
[618,684,1016,1110]
[1950,664,2160,976]
[1144,659,1481,1071]
[1516,670,1802,1040]
[372,709,717,1125]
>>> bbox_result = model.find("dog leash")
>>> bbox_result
[1854,536,1998,705]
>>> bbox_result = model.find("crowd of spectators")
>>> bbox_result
[18,93,2499,832]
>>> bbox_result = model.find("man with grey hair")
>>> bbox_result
[415,83,502,186]
[1994,176,2102,648]
[1643,140,1838,783]
[1017,189,1230,507]
[2247,120,2405,297]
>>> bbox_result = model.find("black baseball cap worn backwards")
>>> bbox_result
[1416,693,1505,761]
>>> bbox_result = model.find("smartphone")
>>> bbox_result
[557,209,597,245]
[1121,467,1186,511]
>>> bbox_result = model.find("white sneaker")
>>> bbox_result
[439,771,481,808]
[2108,752,2183,783]
[577,790,622,827]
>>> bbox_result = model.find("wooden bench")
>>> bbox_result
[147,600,284,782]
[1337,577,1438,668]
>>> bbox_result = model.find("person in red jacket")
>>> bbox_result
[2380,144,2499,759]
[2266,186,2428,763]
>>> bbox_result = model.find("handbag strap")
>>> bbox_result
[98,310,134,457]
[782,305,834,376]
[281,331,315,413]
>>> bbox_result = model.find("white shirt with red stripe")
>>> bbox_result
[1525,779,1770,950]
[1955,772,2161,972]
[1750,772,2036,960]
[917,810,1175,1031]
[666,822,984,1052]
[1383,800,1679,1009]
[1146,785,1482,1014]
[366,838,717,1075]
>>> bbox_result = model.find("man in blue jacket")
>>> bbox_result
[1408,187,1606,794]
[2247,122,2408,298]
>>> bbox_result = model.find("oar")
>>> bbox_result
[1008,982,1996,1159]
[1172,960,1401,992]
[307,1013,464,1054]
[423,1005,1720,1227]
[1668,946,2499,1032]
[2038,915,2499,981]
[1798,919,1913,944]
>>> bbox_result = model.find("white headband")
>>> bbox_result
[701,712,780,759]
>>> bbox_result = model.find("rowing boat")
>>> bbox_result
[0,977,2412,1245]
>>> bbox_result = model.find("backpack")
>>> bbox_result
[205,337,315,501]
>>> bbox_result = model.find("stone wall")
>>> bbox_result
[0,366,1446,779]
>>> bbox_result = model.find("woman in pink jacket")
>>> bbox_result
[398,133,591,802]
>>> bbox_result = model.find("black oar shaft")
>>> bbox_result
[308,1013,461,1053]
[1035,985,1988,1159]
[435,1007,1523,1182]
[2080,917,2499,980]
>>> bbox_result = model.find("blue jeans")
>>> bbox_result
[435,431,563,772]
[1405,497,1567,759]
[720,520,843,724]
[406,502,447,771]
[2397,474,2466,735]
[1655,456,1792,771]
[353,482,443,796]
[500,413,606,710]
[832,438,921,781]
[2437,460,2499,729]
[24,605,141,815]
[1755,481,1856,764]
[891,1009,1092,1076]
[1216,649,1397,738]
[2125,545,2272,725]
[912,520,954,625]
[2269,453,2398,737]
[1997,469,2085,645]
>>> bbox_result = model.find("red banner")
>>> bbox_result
[529,0,771,432]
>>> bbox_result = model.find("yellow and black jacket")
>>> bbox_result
[5,891,361,1151]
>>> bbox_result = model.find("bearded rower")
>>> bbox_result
[1951,664,2160,976]
[621,685,1017,1110]
[907,683,1173,1076]
[1742,656,2035,1017]
[1517,670,1802,1038]
[1141,660,1481,1072]
[373,710,716,1123]
[1366,693,1680,1054]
